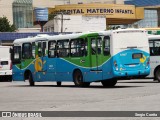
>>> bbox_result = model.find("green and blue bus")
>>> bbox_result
[11,29,150,87]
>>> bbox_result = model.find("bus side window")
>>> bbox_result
[48,41,56,58]
[42,42,46,56]
[12,46,21,64]
[38,42,42,57]
[57,40,69,57]
[104,36,110,56]
[91,38,96,55]
[32,42,35,58]
[22,43,32,59]
[150,40,160,56]
[97,37,102,54]
[70,38,87,57]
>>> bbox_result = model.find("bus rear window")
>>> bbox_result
[132,53,142,59]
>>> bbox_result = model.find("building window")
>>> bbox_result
[136,9,158,28]
[13,0,33,28]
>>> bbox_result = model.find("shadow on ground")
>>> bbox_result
[8,84,144,89]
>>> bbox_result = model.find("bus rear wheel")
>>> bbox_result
[73,70,90,87]
[101,79,117,87]
[155,68,160,82]
[29,73,34,86]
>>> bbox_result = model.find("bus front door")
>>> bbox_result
[35,41,47,81]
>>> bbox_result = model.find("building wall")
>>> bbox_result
[68,0,124,4]
[33,0,64,8]
[54,15,106,32]
[54,4,137,19]
[32,0,124,7]
[69,0,114,4]
[0,0,14,24]
[54,3,143,25]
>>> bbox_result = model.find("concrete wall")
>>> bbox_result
[67,0,124,4]
[54,15,106,32]
[33,0,64,8]
[0,0,124,27]
[0,0,14,24]
[33,0,124,7]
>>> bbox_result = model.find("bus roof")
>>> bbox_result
[13,29,146,44]
[148,35,160,40]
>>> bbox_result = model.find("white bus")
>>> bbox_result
[148,35,160,82]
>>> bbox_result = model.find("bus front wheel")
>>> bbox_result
[155,68,160,82]
[73,70,90,87]
[29,73,35,86]
[101,79,117,87]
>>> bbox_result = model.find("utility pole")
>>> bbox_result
[54,12,70,33]
[61,12,63,33]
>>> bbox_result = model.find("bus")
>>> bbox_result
[148,35,160,82]
[11,29,150,87]
[144,28,160,35]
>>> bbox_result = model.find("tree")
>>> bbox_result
[0,16,16,32]
[48,12,56,21]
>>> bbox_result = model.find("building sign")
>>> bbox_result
[58,8,134,15]
[54,4,136,19]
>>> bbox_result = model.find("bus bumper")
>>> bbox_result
[12,72,25,81]
[113,69,150,78]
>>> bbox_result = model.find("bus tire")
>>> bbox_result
[73,70,90,87]
[155,68,160,82]
[101,79,117,87]
[57,82,62,86]
[29,73,34,86]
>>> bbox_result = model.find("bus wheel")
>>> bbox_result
[155,68,160,82]
[73,70,90,87]
[29,73,34,86]
[101,79,117,87]
[57,82,62,86]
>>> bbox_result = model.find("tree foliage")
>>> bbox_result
[0,16,16,32]
[48,12,56,21]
